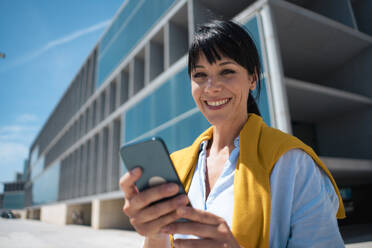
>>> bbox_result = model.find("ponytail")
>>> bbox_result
[247,92,261,116]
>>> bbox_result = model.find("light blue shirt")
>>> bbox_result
[174,137,345,247]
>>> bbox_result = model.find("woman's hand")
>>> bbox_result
[161,206,241,248]
[119,167,189,240]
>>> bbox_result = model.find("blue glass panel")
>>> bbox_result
[32,162,60,205]
[121,111,209,174]
[170,68,195,116]
[244,16,264,73]
[151,81,172,128]
[252,77,271,126]
[244,16,272,126]
[31,156,44,180]
[100,0,139,53]
[125,67,194,142]
[3,192,25,209]
[125,96,151,141]
[155,111,210,153]
[97,0,178,88]
[156,124,176,153]
[173,112,210,152]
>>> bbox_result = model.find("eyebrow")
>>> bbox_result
[219,61,236,66]
[194,61,236,68]
[194,65,204,68]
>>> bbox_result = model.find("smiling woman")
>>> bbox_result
[119,20,346,248]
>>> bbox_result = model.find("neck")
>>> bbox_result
[210,114,248,153]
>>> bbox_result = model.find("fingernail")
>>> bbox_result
[131,167,140,175]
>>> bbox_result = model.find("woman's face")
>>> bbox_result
[190,53,257,127]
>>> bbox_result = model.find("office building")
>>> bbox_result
[2,176,25,210]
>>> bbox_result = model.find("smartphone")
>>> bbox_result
[120,137,188,201]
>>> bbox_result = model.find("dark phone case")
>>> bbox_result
[120,137,186,195]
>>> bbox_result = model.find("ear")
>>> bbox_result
[249,68,258,90]
[249,79,257,90]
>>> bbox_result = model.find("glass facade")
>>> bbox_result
[32,162,60,205]
[26,1,278,208]
[3,192,25,210]
[97,0,179,88]
[31,156,44,180]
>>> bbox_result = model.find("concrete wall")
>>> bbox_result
[40,204,67,225]
[91,198,132,230]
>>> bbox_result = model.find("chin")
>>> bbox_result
[204,115,231,127]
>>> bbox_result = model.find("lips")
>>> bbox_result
[204,98,231,109]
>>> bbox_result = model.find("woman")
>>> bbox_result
[120,20,345,248]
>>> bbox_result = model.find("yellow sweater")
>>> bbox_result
[170,114,345,248]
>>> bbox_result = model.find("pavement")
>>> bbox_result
[0,218,371,248]
[0,219,144,248]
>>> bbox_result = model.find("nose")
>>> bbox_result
[205,76,221,93]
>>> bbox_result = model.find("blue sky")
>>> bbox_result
[0,0,123,191]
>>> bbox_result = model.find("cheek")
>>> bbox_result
[191,84,201,106]
[191,83,199,98]
[230,81,250,107]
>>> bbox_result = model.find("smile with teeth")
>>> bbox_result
[205,98,231,107]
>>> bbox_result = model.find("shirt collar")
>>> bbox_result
[199,136,240,151]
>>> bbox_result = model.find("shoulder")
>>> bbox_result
[270,149,343,246]
[271,149,339,210]
[271,149,319,181]
[272,149,325,183]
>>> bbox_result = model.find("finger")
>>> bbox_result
[130,183,180,210]
[162,221,219,239]
[173,238,221,248]
[132,194,189,223]
[119,167,142,199]
[176,207,223,225]
[134,209,181,236]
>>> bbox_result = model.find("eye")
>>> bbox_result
[192,72,207,78]
[220,69,235,76]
